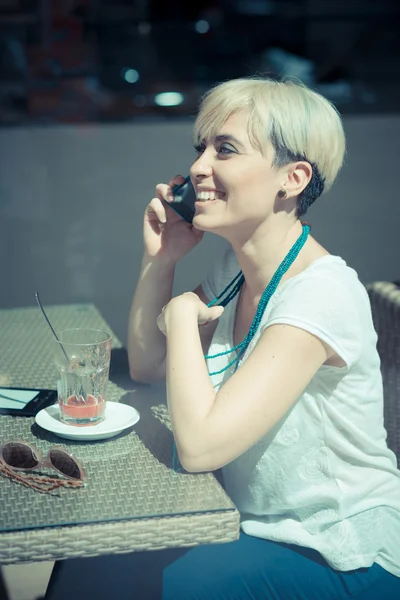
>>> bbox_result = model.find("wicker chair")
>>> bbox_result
[366,282,400,466]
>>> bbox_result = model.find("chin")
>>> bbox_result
[192,214,220,233]
[193,215,232,240]
[192,214,208,231]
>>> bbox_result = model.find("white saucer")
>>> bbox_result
[35,402,140,441]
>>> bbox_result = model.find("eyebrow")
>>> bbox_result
[214,134,245,148]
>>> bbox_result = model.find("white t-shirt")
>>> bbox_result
[202,248,400,576]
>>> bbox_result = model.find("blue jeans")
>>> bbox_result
[45,532,400,599]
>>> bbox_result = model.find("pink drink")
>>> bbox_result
[60,394,105,427]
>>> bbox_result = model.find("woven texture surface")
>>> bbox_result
[366,282,400,464]
[0,304,123,401]
[0,305,239,564]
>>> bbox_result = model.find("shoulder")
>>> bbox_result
[274,255,368,311]
[264,256,371,368]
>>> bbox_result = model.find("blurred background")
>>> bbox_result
[2,4,400,598]
[1,0,400,344]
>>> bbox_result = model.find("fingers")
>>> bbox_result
[206,305,225,321]
[168,174,186,189]
[160,295,224,334]
[146,196,167,223]
[155,182,173,200]
[198,304,224,326]
[152,180,180,221]
[155,175,185,203]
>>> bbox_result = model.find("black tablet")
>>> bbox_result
[0,387,58,417]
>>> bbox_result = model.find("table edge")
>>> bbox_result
[0,509,240,564]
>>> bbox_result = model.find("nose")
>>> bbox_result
[190,148,213,181]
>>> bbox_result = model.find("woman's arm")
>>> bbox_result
[161,293,333,472]
[127,177,204,383]
[128,267,219,382]
[128,254,175,383]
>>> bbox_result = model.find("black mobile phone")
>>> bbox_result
[165,176,196,224]
[0,386,57,417]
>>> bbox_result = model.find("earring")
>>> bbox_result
[277,188,288,200]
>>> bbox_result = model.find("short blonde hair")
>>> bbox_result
[193,77,346,215]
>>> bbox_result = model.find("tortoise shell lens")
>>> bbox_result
[0,442,83,480]
[48,448,82,479]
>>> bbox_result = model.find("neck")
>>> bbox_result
[230,217,306,301]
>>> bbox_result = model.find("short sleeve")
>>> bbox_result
[265,272,363,369]
[201,246,240,303]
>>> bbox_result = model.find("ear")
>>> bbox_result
[283,161,313,197]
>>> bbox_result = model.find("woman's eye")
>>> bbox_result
[193,142,236,156]
[218,144,236,155]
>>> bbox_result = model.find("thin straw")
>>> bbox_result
[35,292,70,365]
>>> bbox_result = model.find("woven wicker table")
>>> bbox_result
[0,304,239,565]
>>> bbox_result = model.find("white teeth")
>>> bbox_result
[197,191,219,201]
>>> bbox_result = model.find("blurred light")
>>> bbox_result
[122,68,139,84]
[154,92,184,107]
[138,21,151,35]
[195,20,210,34]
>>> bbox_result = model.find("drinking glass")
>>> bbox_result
[54,328,111,426]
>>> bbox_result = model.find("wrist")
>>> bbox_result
[141,253,177,273]
[164,296,199,330]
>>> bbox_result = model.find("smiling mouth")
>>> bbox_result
[196,191,225,202]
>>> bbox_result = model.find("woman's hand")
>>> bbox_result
[143,176,203,265]
[157,292,224,336]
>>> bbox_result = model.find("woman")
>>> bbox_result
[46,77,400,599]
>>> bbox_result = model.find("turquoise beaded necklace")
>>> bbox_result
[172,222,310,472]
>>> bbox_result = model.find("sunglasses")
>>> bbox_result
[0,441,86,493]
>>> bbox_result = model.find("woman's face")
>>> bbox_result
[190,110,284,237]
